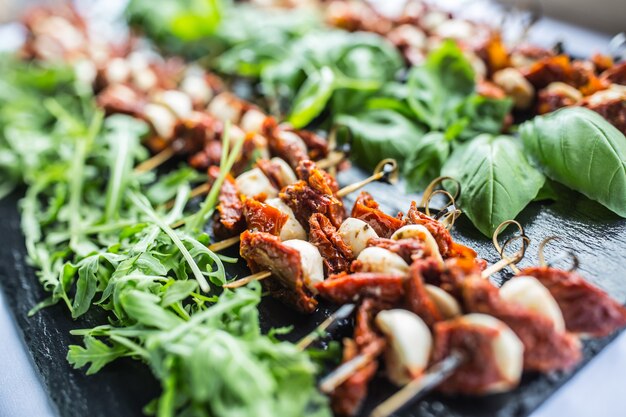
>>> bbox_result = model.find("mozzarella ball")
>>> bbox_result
[73,59,97,87]
[235,167,277,198]
[277,130,308,155]
[420,11,449,32]
[133,67,158,92]
[500,276,565,332]
[391,225,443,264]
[493,68,535,109]
[127,52,157,92]
[376,309,433,385]
[462,314,524,394]
[270,157,298,186]
[265,198,307,241]
[337,218,379,257]
[181,74,214,105]
[283,239,325,292]
[424,285,461,319]
[105,57,131,85]
[584,85,626,107]
[207,92,241,123]
[240,108,268,133]
[144,103,177,139]
[546,82,583,102]
[435,20,474,41]
[356,247,409,276]
[156,90,193,119]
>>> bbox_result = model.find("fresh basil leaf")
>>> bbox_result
[288,67,335,128]
[407,40,475,131]
[403,132,452,190]
[336,109,425,169]
[520,107,626,217]
[458,95,513,141]
[442,135,545,236]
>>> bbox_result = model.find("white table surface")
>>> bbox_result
[1,1,625,416]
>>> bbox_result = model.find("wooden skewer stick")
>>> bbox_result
[491,220,529,275]
[208,235,241,252]
[317,149,346,170]
[163,182,210,210]
[134,147,175,174]
[319,351,377,394]
[223,270,271,289]
[296,304,356,350]
[537,236,579,271]
[419,176,461,210]
[336,158,398,198]
[369,351,464,417]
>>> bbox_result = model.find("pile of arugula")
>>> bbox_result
[0,57,329,417]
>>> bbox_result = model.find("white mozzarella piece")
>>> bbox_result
[376,309,433,385]
[251,134,271,161]
[38,16,84,51]
[227,125,247,148]
[127,52,156,91]
[106,57,131,85]
[181,75,213,105]
[584,85,626,107]
[337,218,379,257]
[144,103,177,139]
[493,68,535,109]
[465,51,487,80]
[424,285,461,319]
[546,81,583,102]
[500,276,565,332]
[127,52,149,72]
[277,130,308,155]
[265,198,307,241]
[240,108,268,133]
[270,157,298,186]
[435,20,474,40]
[73,60,97,87]
[282,239,325,291]
[420,11,449,32]
[235,167,277,198]
[157,90,193,119]
[462,314,524,393]
[133,67,158,92]
[207,92,241,123]
[356,247,409,276]
[391,225,443,264]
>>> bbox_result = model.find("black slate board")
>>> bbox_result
[1,163,625,417]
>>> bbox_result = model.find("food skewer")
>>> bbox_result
[368,351,464,417]
[325,225,626,417]
[317,219,528,397]
[296,303,357,350]
[318,217,613,416]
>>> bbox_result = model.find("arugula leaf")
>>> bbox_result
[521,107,626,217]
[336,109,425,169]
[67,335,127,375]
[442,135,545,236]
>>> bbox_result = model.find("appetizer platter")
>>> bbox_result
[0,1,625,417]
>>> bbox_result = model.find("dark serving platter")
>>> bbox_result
[1,163,625,417]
